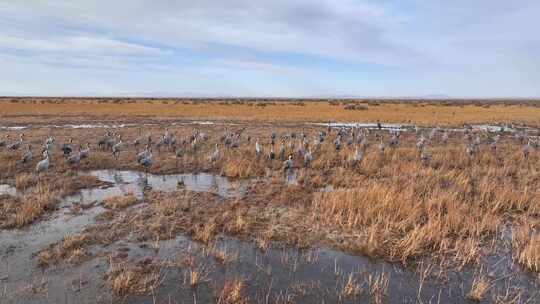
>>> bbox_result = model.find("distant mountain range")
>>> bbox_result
[1,91,539,100]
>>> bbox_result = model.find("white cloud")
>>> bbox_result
[0,0,539,97]
[0,35,164,55]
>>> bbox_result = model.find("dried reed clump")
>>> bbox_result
[15,173,37,190]
[37,232,93,266]
[192,221,218,244]
[367,272,389,304]
[220,156,265,178]
[309,159,522,263]
[209,245,238,265]
[103,194,139,210]
[512,225,540,272]
[466,275,490,301]
[14,184,59,228]
[106,260,163,296]
[1,173,104,229]
[215,278,248,304]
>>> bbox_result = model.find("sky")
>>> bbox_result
[1,1,539,98]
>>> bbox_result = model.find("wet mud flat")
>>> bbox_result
[0,169,538,303]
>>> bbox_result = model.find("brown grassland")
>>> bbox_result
[0,97,539,126]
[0,98,539,303]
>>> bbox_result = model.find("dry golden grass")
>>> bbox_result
[340,273,362,299]
[106,259,164,296]
[15,173,37,190]
[38,233,92,266]
[103,194,139,210]
[0,174,103,228]
[1,98,539,126]
[466,275,490,302]
[512,225,540,272]
[216,277,248,304]
[367,272,389,304]
[209,245,238,265]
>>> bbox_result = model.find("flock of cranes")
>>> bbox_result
[0,124,537,177]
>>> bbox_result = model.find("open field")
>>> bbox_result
[1,97,540,126]
[0,99,539,303]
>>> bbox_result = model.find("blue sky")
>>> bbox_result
[1,1,539,97]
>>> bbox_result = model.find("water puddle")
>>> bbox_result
[116,235,459,303]
[0,184,17,196]
[84,170,249,199]
[0,170,538,303]
[0,170,249,303]
[0,120,230,131]
[309,122,409,132]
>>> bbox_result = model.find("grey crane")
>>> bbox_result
[60,138,73,157]
[278,141,286,161]
[269,144,275,160]
[441,132,449,144]
[21,144,33,164]
[420,147,431,165]
[523,139,531,159]
[80,143,91,160]
[303,148,313,167]
[333,135,342,151]
[112,138,123,159]
[36,150,50,174]
[466,144,475,158]
[283,154,293,173]
[378,138,386,155]
[209,143,220,162]
[349,145,363,167]
[139,148,153,176]
[255,138,262,157]
[0,135,9,148]
[67,148,81,167]
[8,134,24,151]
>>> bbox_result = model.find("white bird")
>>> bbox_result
[36,151,50,173]
[255,138,261,156]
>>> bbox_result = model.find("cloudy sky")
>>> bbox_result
[1,1,539,97]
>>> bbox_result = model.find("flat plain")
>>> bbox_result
[0,97,539,304]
